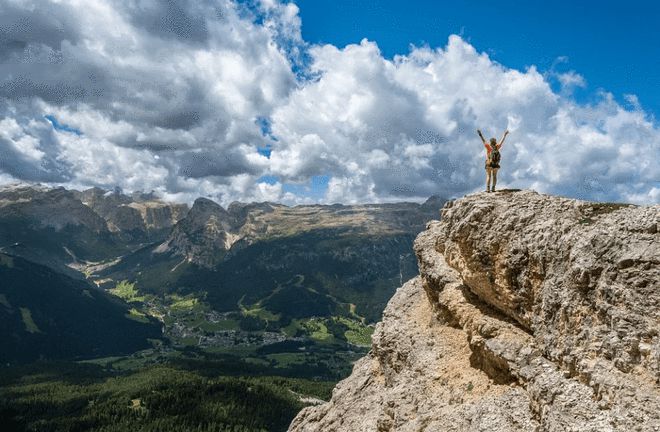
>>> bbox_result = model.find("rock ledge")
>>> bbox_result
[289,190,659,432]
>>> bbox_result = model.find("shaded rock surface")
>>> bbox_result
[0,184,189,274]
[158,197,245,268]
[78,186,188,239]
[290,190,659,431]
[0,185,108,232]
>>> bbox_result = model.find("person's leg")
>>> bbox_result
[491,168,498,191]
[486,167,491,192]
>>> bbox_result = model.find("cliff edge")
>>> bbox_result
[289,190,659,432]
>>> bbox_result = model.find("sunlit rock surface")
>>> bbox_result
[290,190,659,432]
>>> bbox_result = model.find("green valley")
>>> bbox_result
[0,185,443,431]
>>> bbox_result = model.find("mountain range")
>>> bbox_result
[0,183,445,362]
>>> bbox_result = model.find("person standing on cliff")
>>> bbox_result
[477,129,509,192]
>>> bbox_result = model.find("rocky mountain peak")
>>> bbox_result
[420,194,445,212]
[191,197,225,211]
[290,190,659,431]
[185,197,233,230]
[157,197,239,267]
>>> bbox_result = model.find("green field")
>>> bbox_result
[19,307,41,333]
[125,308,150,323]
[109,280,145,302]
[0,294,10,308]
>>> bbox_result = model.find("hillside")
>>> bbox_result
[0,184,189,275]
[290,190,660,431]
[0,364,318,432]
[95,195,445,325]
[0,252,162,364]
[0,184,445,377]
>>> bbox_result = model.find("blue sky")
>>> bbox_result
[296,0,660,118]
[45,115,82,135]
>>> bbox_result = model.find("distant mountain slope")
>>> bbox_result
[0,252,162,364]
[0,184,188,275]
[98,197,445,323]
[0,184,445,342]
[0,185,120,274]
[76,186,188,242]
[155,198,443,269]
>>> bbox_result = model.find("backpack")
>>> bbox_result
[489,148,501,168]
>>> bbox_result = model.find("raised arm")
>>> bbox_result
[477,129,487,146]
[498,130,509,148]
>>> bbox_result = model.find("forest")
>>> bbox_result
[0,361,335,432]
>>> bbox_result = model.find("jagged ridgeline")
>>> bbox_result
[92,193,445,324]
[0,184,445,359]
[0,185,187,278]
[291,190,659,432]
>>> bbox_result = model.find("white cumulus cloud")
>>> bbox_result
[0,1,657,205]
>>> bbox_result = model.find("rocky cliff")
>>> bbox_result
[78,186,188,238]
[157,197,244,268]
[0,185,109,232]
[289,190,659,432]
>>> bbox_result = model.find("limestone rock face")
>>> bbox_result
[0,185,108,232]
[289,190,659,432]
[79,187,188,237]
[158,198,237,268]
